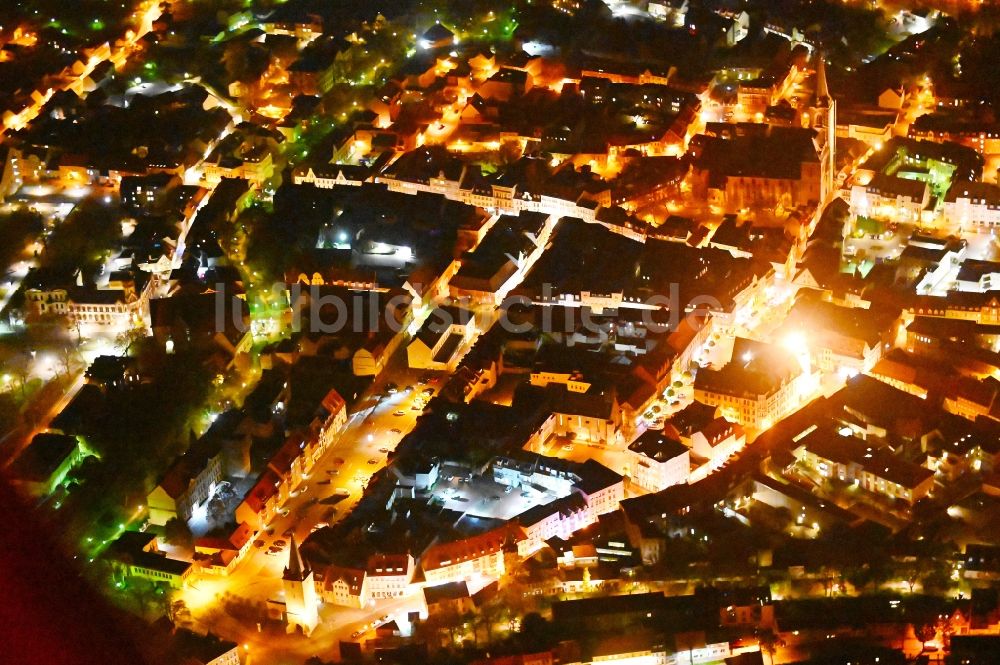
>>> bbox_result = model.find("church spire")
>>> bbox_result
[815,51,831,105]
[284,535,310,581]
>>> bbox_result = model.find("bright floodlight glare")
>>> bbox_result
[781,331,808,356]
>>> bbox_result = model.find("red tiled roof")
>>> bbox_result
[268,435,303,475]
[421,524,525,572]
[243,469,280,513]
[700,417,743,446]
[321,565,366,595]
[366,553,410,576]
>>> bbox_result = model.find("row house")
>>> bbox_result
[314,388,348,449]
[421,525,526,586]
[627,430,691,492]
[686,417,746,477]
[317,553,415,608]
[234,468,284,531]
[941,181,1000,230]
[235,392,347,531]
[517,492,592,554]
[850,173,929,223]
[147,440,225,526]
[792,425,935,504]
[318,566,367,608]
[365,554,416,601]
[500,455,625,554]
[192,522,255,576]
[693,338,808,431]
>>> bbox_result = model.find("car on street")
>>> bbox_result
[378,447,390,453]
[282,529,294,538]
[253,539,265,548]
[393,410,405,416]
[332,458,344,465]
[385,383,398,394]
[367,458,378,465]
[390,428,402,434]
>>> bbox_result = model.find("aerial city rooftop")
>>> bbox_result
[3,0,1000,664]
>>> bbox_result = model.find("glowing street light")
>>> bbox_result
[781,330,811,374]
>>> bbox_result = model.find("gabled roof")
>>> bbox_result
[423,581,470,605]
[628,430,689,462]
[421,524,524,571]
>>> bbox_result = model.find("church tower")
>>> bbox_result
[813,52,837,202]
[283,536,319,634]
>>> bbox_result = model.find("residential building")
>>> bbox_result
[423,581,476,616]
[942,181,1000,230]
[318,565,367,608]
[850,173,929,222]
[792,425,935,503]
[421,525,525,586]
[147,438,225,525]
[687,417,746,471]
[627,430,690,492]
[694,338,808,430]
[407,305,477,371]
[365,553,414,600]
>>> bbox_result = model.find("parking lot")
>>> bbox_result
[429,463,556,521]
